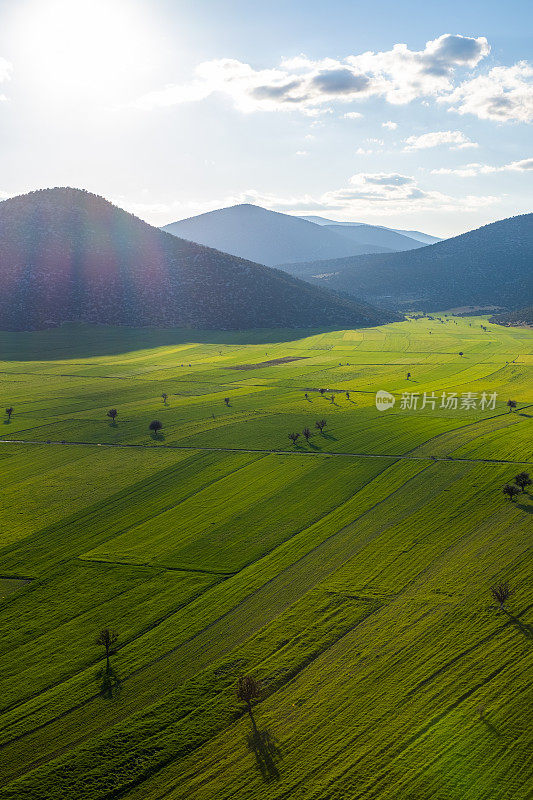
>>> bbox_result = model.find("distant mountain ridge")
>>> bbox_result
[283,214,533,312]
[298,215,441,245]
[0,188,401,331]
[162,204,409,266]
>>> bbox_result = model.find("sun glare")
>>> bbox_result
[12,0,152,97]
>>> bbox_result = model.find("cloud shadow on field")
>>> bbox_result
[0,324,336,361]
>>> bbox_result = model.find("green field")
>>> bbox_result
[0,315,531,800]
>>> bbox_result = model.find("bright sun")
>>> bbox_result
[12,0,152,97]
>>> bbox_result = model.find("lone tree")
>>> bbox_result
[319,388,326,395]
[315,419,327,434]
[161,392,168,404]
[288,432,300,445]
[224,397,230,406]
[304,393,309,400]
[345,392,350,400]
[96,627,119,672]
[237,675,261,717]
[106,409,118,424]
[503,483,520,501]
[406,372,411,380]
[490,582,513,610]
[459,352,463,357]
[330,395,336,404]
[302,426,311,442]
[514,471,532,493]
[507,399,517,412]
[149,419,163,436]
[5,407,13,419]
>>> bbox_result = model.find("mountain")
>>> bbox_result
[284,214,533,312]
[162,204,392,266]
[490,306,533,327]
[298,215,442,245]
[325,224,429,252]
[0,188,401,331]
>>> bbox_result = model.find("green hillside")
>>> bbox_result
[0,315,531,800]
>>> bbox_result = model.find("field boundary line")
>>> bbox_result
[0,438,530,464]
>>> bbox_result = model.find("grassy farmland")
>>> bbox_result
[0,314,531,800]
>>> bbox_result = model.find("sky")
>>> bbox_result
[0,0,531,237]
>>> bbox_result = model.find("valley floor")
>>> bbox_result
[0,315,531,800]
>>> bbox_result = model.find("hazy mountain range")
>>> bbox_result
[287,214,533,312]
[162,204,439,267]
[0,188,400,331]
[298,215,441,244]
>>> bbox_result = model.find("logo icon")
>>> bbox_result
[375,390,395,411]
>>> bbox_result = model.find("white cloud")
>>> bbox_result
[431,157,533,176]
[382,120,398,129]
[344,111,363,119]
[0,57,11,81]
[125,171,497,227]
[442,62,533,122]
[295,150,308,156]
[403,130,478,150]
[0,57,12,100]
[134,34,492,115]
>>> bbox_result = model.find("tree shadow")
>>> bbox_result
[150,431,165,441]
[3,419,11,424]
[516,502,533,514]
[97,665,122,699]
[477,711,501,736]
[246,713,282,782]
[503,610,533,639]
[321,432,337,441]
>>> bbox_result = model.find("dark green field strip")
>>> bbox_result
[0,450,264,575]
[0,562,220,714]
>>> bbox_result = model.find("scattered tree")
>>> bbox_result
[304,393,309,400]
[237,675,261,716]
[406,372,411,380]
[490,582,513,610]
[459,352,463,357]
[161,392,168,404]
[330,395,335,404]
[106,409,118,424]
[302,426,311,442]
[315,419,327,434]
[503,483,520,501]
[5,407,13,420]
[224,397,230,406]
[319,388,326,395]
[345,392,350,400]
[288,432,300,445]
[507,399,517,412]
[149,419,163,436]
[514,472,532,493]
[96,627,118,672]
